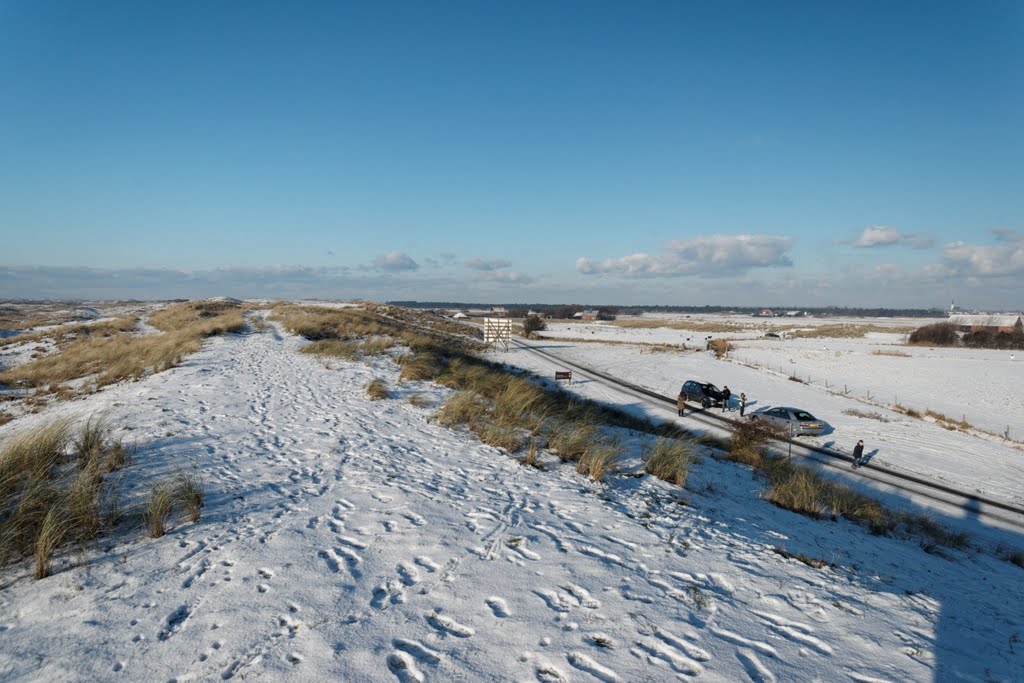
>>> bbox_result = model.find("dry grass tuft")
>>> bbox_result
[708,338,731,358]
[144,484,175,539]
[522,439,543,469]
[547,422,600,462]
[791,324,911,339]
[872,349,911,357]
[771,546,830,569]
[576,439,622,482]
[843,408,891,423]
[471,419,524,452]
[398,351,445,383]
[302,339,362,360]
[644,438,696,486]
[365,378,390,401]
[1,418,132,577]
[33,504,68,580]
[175,471,205,523]
[924,409,971,430]
[893,403,922,419]
[0,301,246,399]
[407,393,432,408]
[432,391,489,428]
[612,319,749,333]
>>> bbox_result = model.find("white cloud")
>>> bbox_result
[942,229,1024,277]
[477,270,534,284]
[851,226,933,249]
[372,251,419,272]
[577,234,794,278]
[465,258,512,271]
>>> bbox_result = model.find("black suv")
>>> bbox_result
[679,380,726,408]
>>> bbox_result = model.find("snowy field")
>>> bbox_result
[0,309,1022,682]
[524,318,1024,509]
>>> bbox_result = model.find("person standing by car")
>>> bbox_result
[851,440,865,468]
[739,392,746,417]
[721,385,731,412]
[676,391,686,416]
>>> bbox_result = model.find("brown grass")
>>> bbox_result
[708,338,731,358]
[366,378,390,401]
[644,438,697,486]
[432,391,489,428]
[175,471,205,523]
[790,324,912,339]
[547,422,600,462]
[612,319,750,333]
[471,419,524,453]
[0,301,246,399]
[872,349,910,357]
[576,440,622,482]
[925,409,971,430]
[144,484,175,538]
[843,408,891,423]
[1,418,131,578]
[771,546,830,569]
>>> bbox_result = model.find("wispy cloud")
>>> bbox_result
[372,251,419,272]
[477,270,534,284]
[850,226,933,249]
[941,229,1024,277]
[465,257,512,271]
[577,234,794,278]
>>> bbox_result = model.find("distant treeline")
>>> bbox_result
[388,302,949,319]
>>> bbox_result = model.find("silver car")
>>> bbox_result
[750,407,826,436]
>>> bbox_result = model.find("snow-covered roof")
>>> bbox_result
[948,314,1022,327]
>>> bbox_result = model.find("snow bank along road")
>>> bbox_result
[507,338,1024,536]
[1,318,1023,681]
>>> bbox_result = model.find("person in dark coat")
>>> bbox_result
[739,392,746,417]
[676,392,686,416]
[721,385,731,412]
[851,440,865,468]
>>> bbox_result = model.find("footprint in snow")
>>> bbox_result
[393,638,441,664]
[414,556,440,572]
[158,605,191,641]
[386,651,424,683]
[402,512,427,527]
[737,648,776,683]
[567,651,621,682]
[396,561,420,586]
[486,597,510,618]
[426,611,474,638]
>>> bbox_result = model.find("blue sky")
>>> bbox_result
[1,1,1021,308]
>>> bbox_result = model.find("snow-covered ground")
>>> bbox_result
[527,320,1024,507]
[1,312,1022,681]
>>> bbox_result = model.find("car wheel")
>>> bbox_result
[702,398,710,409]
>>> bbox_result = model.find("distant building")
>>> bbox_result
[490,306,508,315]
[755,309,774,317]
[575,309,600,321]
[948,314,1023,334]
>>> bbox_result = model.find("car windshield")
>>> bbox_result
[704,383,720,393]
[793,410,816,421]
